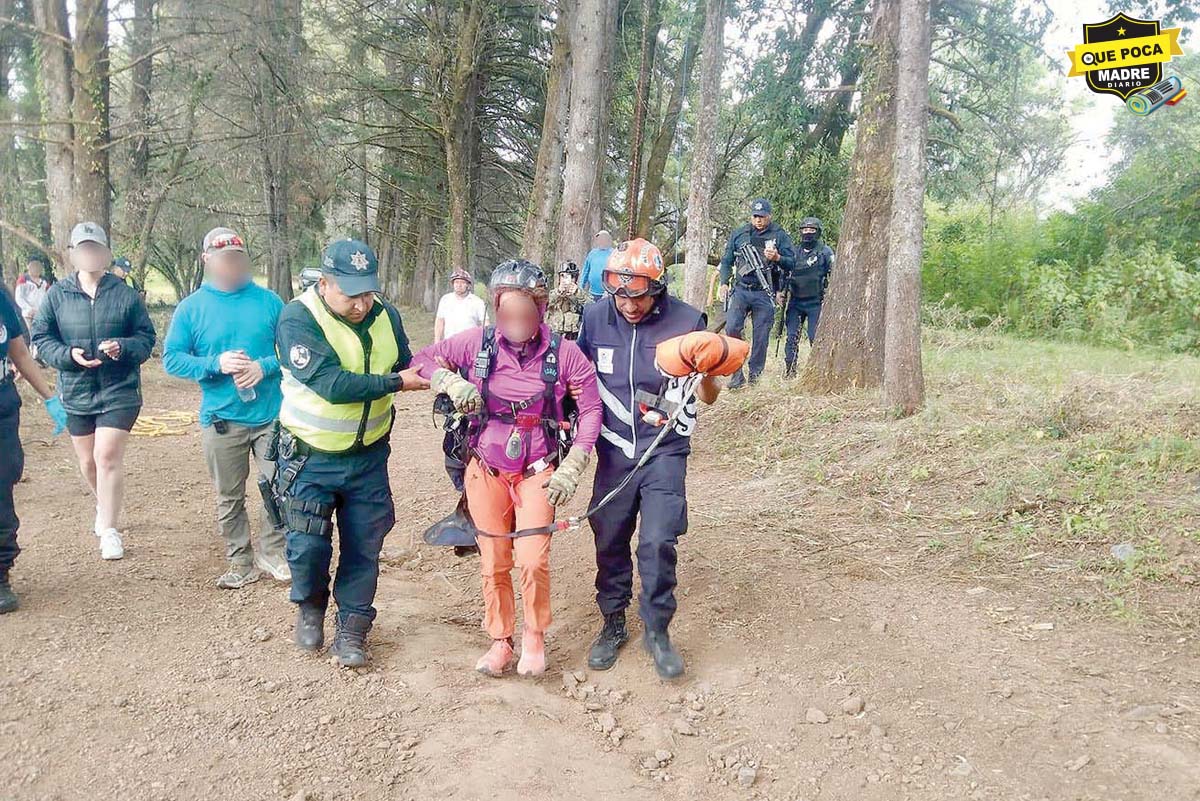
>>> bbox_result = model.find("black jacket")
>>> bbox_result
[787,242,835,301]
[31,272,157,415]
[717,221,797,291]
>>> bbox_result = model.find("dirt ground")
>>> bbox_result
[3,343,1200,801]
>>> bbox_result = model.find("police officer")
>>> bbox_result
[274,239,426,667]
[782,216,835,376]
[546,261,589,340]
[577,239,744,679]
[717,199,795,388]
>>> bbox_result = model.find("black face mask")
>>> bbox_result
[801,233,818,247]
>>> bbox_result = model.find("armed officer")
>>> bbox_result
[717,199,795,388]
[274,238,426,667]
[782,216,835,376]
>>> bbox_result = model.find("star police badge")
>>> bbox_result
[350,251,370,271]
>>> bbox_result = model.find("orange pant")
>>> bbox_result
[465,459,555,640]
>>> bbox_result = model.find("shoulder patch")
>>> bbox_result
[289,344,311,370]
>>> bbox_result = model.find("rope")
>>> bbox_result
[131,411,196,437]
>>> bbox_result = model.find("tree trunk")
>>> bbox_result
[635,8,703,239]
[556,0,614,265]
[30,0,74,265]
[682,0,724,310]
[521,0,572,266]
[882,0,930,415]
[800,0,900,393]
[125,0,154,282]
[0,0,12,285]
[623,0,660,239]
[72,0,111,232]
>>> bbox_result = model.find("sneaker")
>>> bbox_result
[216,563,260,589]
[475,638,515,677]
[517,629,546,676]
[98,528,124,560]
[254,550,291,582]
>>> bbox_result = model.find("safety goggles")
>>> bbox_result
[602,269,660,298]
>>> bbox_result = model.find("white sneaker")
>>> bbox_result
[99,528,124,560]
[254,551,291,582]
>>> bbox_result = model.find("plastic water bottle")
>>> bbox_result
[235,350,256,402]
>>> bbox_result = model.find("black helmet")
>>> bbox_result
[489,259,548,301]
[799,217,823,238]
[558,261,579,277]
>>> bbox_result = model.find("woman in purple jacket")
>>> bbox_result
[410,260,601,677]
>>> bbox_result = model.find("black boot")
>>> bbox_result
[784,363,797,379]
[0,576,18,615]
[643,628,684,679]
[294,602,326,651]
[330,613,372,668]
[587,611,629,670]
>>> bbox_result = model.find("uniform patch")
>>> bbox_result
[290,344,311,369]
[350,250,370,271]
[597,347,614,375]
[0,323,7,345]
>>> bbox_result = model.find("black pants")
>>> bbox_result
[0,404,25,579]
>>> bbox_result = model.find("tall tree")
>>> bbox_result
[800,0,899,393]
[521,0,572,265]
[72,0,110,231]
[623,0,660,238]
[681,0,724,309]
[556,0,615,265]
[882,0,930,414]
[30,0,75,263]
[123,0,155,283]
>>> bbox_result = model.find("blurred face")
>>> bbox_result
[27,261,43,280]
[751,214,771,232]
[559,272,575,287]
[595,232,613,250]
[496,290,541,343]
[320,275,375,323]
[70,242,112,274]
[203,249,251,289]
[452,278,470,296]
[615,293,656,325]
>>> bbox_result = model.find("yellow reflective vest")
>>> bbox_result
[279,287,399,452]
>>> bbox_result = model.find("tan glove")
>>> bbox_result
[544,446,590,507]
[431,368,482,415]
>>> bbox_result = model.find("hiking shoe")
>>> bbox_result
[475,638,515,677]
[216,563,260,589]
[98,528,124,561]
[643,628,685,680]
[254,550,291,582]
[294,603,326,651]
[517,629,546,677]
[330,613,372,668]
[0,578,19,614]
[587,611,629,671]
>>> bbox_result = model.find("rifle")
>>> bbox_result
[773,286,790,357]
[735,243,775,308]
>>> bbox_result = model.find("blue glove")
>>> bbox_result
[44,396,67,436]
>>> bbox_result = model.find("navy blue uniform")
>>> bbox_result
[0,287,29,580]
[784,242,835,368]
[717,222,795,386]
[275,299,411,625]
[576,294,705,631]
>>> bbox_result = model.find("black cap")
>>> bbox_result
[749,198,772,216]
[320,238,380,296]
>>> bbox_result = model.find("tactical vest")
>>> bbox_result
[279,287,399,453]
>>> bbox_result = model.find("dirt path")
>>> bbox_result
[2,361,1198,801]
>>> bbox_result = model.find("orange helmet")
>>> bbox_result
[602,238,667,298]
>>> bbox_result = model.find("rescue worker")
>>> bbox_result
[546,261,588,340]
[717,199,795,388]
[274,238,427,667]
[409,260,603,677]
[576,239,747,679]
[0,283,68,613]
[782,216,835,376]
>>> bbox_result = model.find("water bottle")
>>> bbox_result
[235,350,257,402]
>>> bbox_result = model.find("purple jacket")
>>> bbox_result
[412,324,602,474]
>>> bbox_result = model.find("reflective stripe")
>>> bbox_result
[597,379,633,426]
[281,402,391,434]
[600,425,635,458]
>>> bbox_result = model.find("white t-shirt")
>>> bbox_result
[436,291,488,339]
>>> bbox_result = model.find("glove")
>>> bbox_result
[655,332,750,378]
[544,446,590,507]
[431,368,482,415]
[43,396,67,436]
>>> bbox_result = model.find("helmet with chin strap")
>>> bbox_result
[489,259,549,308]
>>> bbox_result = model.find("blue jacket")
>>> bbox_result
[163,281,284,427]
[576,293,706,461]
[579,247,613,298]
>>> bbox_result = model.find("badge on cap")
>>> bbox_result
[290,344,311,369]
[350,251,370,272]
[754,202,764,211]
